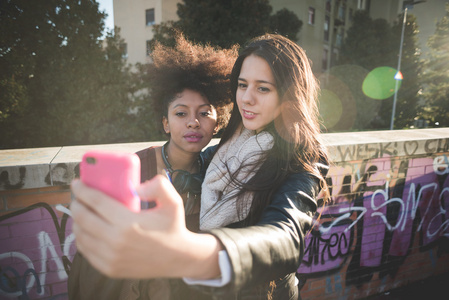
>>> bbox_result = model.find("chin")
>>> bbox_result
[185,142,207,152]
[242,123,258,132]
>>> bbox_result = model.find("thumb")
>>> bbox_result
[137,175,183,210]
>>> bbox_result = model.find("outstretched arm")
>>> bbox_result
[70,175,222,280]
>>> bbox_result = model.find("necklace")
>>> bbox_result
[161,142,203,213]
[161,142,203,176]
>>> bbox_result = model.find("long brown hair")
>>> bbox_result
[218,34,329,224]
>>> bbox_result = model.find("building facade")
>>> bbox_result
[113,0,179,65]
[113,0,444,73]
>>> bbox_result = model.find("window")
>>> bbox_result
[308,7,315,25]
[146,8,155,26]
[324,16,330,42]
[357,0,370,10]
[336,29,343,47]
[331,49,339,69]
[322,48,329,71]
[146,40,152,57]
[338,2,346,20]
[120,43,128,59]
[357,0,364,9]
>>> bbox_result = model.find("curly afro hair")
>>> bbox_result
[146,33,238,135]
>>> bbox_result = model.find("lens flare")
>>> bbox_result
[394,71,403,80]
[362,66,401,100]
[318,89,343,129]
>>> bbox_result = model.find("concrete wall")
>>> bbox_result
[1,128,449,299]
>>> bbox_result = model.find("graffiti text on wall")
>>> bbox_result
[298,154,449,289]
[0,203,74,299]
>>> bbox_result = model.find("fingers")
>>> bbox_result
[70,201,111,271]
[69,175,189,279]
[70,196,114,249]
[71,179,135,225]
[70,179,136,264]
[70,184,136,277]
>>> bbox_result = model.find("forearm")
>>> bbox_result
[209,219,304,288]
[197,172,318,290]
[174,231,223,279]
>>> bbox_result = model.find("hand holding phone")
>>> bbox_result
[80,150,141,212]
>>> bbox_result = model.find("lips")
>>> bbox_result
[184,132,203,142]
[242,109,257,119]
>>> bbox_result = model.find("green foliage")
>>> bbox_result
[269,8,303,42]
[0,0,146,149]
[335,10,422,131]
[421,3,449,127]
[0,76,27,121]
[341,11,396,69]
[150,0,302,49]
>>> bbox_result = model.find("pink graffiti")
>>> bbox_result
[0,203,74,299]
[298,155,449,277]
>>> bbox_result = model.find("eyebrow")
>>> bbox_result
[172,103,213,109]
[238,77,276,87]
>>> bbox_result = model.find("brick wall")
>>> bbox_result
[1,129,449,299]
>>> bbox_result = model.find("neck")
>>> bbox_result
[163,142,201,174]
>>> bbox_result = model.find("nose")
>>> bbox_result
[187,115,200,128]
[241,87,255,106]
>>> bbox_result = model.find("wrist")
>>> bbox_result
[176,231,223,279]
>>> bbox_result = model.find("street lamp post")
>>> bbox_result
[390,0,425,130]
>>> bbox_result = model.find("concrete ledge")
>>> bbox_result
[1,128,449,191]
[323,128,449,162]
[0,141,161,190]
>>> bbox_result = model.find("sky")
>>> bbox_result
[97,0,114,34]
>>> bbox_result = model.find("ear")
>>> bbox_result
[162,116,170,134]
[213,123,220,135]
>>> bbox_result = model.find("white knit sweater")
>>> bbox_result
[200,127,274,230]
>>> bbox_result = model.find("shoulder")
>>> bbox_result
[136,146,160,182]
[274,161,328,214]
[135,146,159,160]
[201,144,218,162]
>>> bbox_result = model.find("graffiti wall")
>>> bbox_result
[0,131,448,299]
[298,137,449,299]
[0,203,74,299]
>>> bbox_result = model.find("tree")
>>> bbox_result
[269,8,303,42]
[340,11,396,70]
[150,0,302,49]
[334,10,422,131]
[421,3,449,127]
[0,0,144,149]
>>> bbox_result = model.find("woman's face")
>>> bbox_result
[163,89,218,154]
[236,54,281,133]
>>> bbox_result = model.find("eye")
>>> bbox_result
[175,111,186,117]
[258,86,271,93]
[238,82,247,89]
[200,111,211,117]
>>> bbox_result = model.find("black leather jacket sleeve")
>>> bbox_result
[206,169,321,293]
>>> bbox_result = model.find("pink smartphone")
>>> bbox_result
[80,150,141,212]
